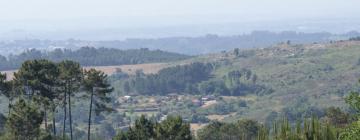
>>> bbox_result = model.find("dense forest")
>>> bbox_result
[0,47,189,71]
[115,62,272,96]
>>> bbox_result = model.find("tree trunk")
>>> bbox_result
[63,91,67,139]
[88,89,95,140]
[44,107,48,130]
[68,92,73,140]
[53,106,57,136]
[7,99,12,117]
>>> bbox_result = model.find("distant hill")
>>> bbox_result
[184,40,360,121]
[1,31,359,56]
[0,47,189,71]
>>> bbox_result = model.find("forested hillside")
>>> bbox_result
[2,40,360,139]
[0,47,189,71]
[110,40,360,123]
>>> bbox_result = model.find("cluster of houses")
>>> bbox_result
[113,94,218,130]
[117,94,217,111]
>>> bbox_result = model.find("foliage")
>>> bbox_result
[125,62,214,95]
[5,99,44,140]
[154,116,192,140]
[324,107,350,127]
[0,47,189,71]
[83,68,114,140]
[58,60,83,140]
[270,117,337,140]
[113,115,192,140]
[0,113,6,133]
[340,90,360,139]
[349,36,360,41]
[197,120,261,140]
[119,63,271,96]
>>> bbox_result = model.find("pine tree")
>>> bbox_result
[0,73,11,115]
[155,116,192,140]
[83,68,113,140]
[5,98,44,140]
[13,59,60,132]
[58,60,83,140]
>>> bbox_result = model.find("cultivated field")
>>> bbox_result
[83,63,170,75]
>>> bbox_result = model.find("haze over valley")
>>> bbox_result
[1,0,360,140]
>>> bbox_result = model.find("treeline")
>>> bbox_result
[0,59,113,140]
[123,63,214,95]
[349,36,360,41]
[0,47,189,70]
[119,63,272,96]
[197,117,338,140]
[198,69,272,96]
[1,31,350,56]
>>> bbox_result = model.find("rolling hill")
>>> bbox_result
[177,40,360,122]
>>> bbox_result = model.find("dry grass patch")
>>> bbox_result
[1,63,170,80]
[201,100,217,108]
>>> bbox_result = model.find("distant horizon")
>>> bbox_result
[0,28,359,41]
[0,0,359,40]
[1,19,360,41]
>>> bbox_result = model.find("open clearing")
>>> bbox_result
[190,123,207,133]
[1,62,170,80]
[207,112,237,121]
[83,63,169,75]
[201,100,217,108]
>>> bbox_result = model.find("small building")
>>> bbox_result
[124,95,131,100]
[201,95,215,101]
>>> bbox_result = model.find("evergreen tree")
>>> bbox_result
[154,116,192,140]
[113,115,192,140]
[83,68,113,140]
[128,115,155,140]
[0,73,11,114]
[5,99,44,140]
[13,59,59,132]
[58,60,83,140]
[340,91,360,139]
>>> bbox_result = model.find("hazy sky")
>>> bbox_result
[0,0,359,39]
[1,0,358,21]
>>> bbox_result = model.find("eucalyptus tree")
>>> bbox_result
[83,68,113,140]
[58,60,83,140]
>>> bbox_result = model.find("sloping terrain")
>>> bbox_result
[184,41,360,122]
